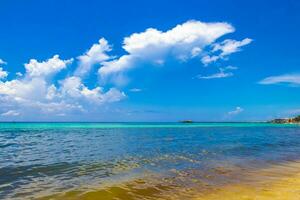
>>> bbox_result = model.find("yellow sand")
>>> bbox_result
[37,162,300,200]
[195,174,300,200]
[196,162,300,200]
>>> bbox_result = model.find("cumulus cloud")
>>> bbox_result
[0,68,8,80]
[0,55,125,118]
[0,78,47,101]
[197,66,237,79]
[99,20,235,83]
[228,107,244,115]
[202,38,252,65]
[0,20,251,119]
[259,74,300,86]
[25,55,73,77]
[60,76,125,103]
[99,55,134,85]
[75,38,112,77]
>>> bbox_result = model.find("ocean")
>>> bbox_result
[1,122,300,199]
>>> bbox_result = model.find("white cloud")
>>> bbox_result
[16,72,23,77]
[197,66,237,79]
[0,59,7,65]
[197,71,233,79]
[228,107,244,115]
[202,38,252,65]
[0,78,48,101]
[0,55,126,118]
[100,55,135,84]
[129,88,142,92]
[46,84,58,100]
[99,20,235,83]
[213,38,252,56]
[100,87,126,103]
[1,110,20,116]
[60,76,126,103]
[224,65,238,70]
[191,47,202,57]
[123,21,233,54]
[201,55,220,65]
[24,55,73,77]
[0,67,8,80]
[0,20,252,119]
[75,38,112,77]
[25,55,73,77]
[259,74,300,86]
[32,101,84,114]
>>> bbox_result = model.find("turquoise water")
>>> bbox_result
[1,122,300,199]
[0,122,298,129]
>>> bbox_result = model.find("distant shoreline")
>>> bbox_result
[0,120,298,124]
[268,115,300,124]
[0,120,275,123]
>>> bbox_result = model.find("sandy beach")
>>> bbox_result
[36,160,300,200]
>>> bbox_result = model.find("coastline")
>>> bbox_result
[36,161,300,200]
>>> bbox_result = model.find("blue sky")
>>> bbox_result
[0,0,299,121]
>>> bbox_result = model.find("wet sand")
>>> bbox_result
[36,161,300,200]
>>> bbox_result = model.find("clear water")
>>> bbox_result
[1,123,300,199]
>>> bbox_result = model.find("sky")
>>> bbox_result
[0,0,300,122]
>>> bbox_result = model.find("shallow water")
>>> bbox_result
[1,123,300,199]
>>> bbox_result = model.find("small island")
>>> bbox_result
[269,115,300,124]
[180,120,194,123]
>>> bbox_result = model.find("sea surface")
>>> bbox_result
[1,122,300,199]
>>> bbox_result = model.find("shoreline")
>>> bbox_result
[35,161,300,200]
